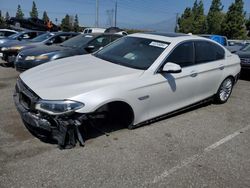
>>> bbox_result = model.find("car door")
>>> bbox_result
[193,41,225,101]
[146,41,201,119]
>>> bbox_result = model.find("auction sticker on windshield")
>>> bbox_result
[149,41,168,48]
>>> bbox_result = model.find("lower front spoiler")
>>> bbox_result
[14,94,86,149]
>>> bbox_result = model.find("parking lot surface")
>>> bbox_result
[0,62,250,188]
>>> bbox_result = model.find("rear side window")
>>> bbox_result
[195,41,225,64]
[166,41,194,67]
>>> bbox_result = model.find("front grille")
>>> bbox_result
[16,78,40,111]
[240,58,250,64]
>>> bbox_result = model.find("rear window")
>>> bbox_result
[195,41,225,64]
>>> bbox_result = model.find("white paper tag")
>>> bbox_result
[149,41,168,48]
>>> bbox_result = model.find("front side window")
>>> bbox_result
[88,35,111,48]
[165,42,194,67]
[60,34,93,48]
[195,41,225,64]
[95,36,169,70]
[30,33,54,42]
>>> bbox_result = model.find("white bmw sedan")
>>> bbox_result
[14,32,241,148]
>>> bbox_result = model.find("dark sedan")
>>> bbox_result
[0,30,44,45]
[0,30,44,61]
[236,44,250,71]
[15,33,123,72]
[7,17,59,31]
[1,32,78,66]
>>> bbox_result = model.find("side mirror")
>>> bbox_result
[85,45,95,53]
[46,40,53,45]
[17,36,22,41]
[161,62,182,73]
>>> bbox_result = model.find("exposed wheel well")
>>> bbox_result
[95,101,134,128]
[227,75,235,85]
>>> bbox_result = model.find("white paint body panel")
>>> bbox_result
[20,34,241,125]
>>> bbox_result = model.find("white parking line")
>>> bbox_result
[150,124,250,185]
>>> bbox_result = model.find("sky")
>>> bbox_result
[1,0,250,31]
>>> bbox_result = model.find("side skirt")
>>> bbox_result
[131,97,214,129]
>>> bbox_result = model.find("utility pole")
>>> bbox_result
[114,0,117,27]
[95,0,99,27]
[175,13,179,32]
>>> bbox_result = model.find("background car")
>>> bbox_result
[0,30,44,45]
[15,33,123,72]
[200,34,228,46]
[0,30,45,60]
[83,28,105,34]
[236,44,250,71]
[14,32,241,148]
[7,17,60,31]
[0,29,18,39]
[1,32,79,66]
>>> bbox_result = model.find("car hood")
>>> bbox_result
[236,51,250,58]
[2,40,30,47]
[20,54,144,100]
[0,38,15,46]
[19,45,72,56]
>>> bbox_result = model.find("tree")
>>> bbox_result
[0,10,6,28]
[5,12,10,21]
[61,14,72,31]
[246,17,250,37]
[221,0,247,39]
[207,0,224,34]
[16,4,24,19]
[73,14,79,32]
[42,11,49,22]
[178,0,207,34]
[178,8,194,33]
[30,1,38,18]
[192,0,207,34]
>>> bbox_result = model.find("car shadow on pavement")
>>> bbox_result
[240,70,250,81]
[0,63,13,68]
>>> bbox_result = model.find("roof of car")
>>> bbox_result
[146,32,189,37]
[129,32,203,43]
[82,32,123,37]
[0,29,18,33]
[51,31,79,35]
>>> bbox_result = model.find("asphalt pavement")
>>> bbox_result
[0,61,250,188]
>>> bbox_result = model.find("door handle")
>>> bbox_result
[190,71,198,77]
[219,64,224,70]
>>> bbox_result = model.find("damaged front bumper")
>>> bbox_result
[13,78,87,149]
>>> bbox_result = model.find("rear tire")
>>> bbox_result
[214,77,234,104]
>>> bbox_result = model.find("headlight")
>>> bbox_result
[25,55,49,61]
[35,100,84,115]
[1,47,9,51]
[10,46,24,50]
[25,56,35,60]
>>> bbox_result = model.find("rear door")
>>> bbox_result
[193,40,225,100]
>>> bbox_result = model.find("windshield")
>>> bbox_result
[30,32,54,42]
[240,44,250,52]
[60,34,94,48]
[94,36,169,70]
[8,32,21,39]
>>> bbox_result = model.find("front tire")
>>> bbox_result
[214,77,234,104]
